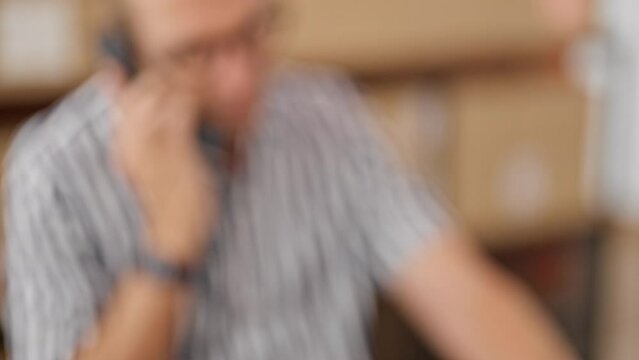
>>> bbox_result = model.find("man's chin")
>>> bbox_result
[203,112,252,142]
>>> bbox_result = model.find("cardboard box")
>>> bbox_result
[277,0,590,75]
[0,0,93,105]
[450,71,589,244]
[362,81,451,192]
[362,70,590,247]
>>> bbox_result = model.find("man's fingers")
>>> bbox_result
[116,70,170,128]
[162,92,201,137]
[99,59,128,100]
[114,63,204,147]
[148,64,203,135]
[159,58,206,97]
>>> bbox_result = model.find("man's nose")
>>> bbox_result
[206,43,257,96]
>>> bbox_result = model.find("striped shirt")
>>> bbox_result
[4,69,451,360]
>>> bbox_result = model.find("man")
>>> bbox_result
[4,0,577,359]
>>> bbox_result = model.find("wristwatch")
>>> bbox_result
[137,251,199,285]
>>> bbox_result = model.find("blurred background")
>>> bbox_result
[0,0,638,359]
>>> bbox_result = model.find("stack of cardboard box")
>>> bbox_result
[277,0,592,246]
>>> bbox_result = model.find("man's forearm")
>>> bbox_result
[444,262,578,360]
[389,234,578,360]
[74,272,191,360]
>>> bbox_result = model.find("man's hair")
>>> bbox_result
[110,0,131,30]
[93,0,134,37]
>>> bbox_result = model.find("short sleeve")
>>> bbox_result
[331,78,455,286]
[353,148,453,286]
[4,164,108,360]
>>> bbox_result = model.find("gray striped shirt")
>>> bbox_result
[4,69,451,360]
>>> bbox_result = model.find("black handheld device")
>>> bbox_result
[101,29,139,78]
[100,30,225,150]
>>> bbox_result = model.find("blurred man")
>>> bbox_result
[4,0,577,359]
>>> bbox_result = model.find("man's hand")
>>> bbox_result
[113,66,216,267]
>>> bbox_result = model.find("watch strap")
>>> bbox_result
[137,251,199,285]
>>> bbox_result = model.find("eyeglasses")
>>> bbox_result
[163,4,281,68]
